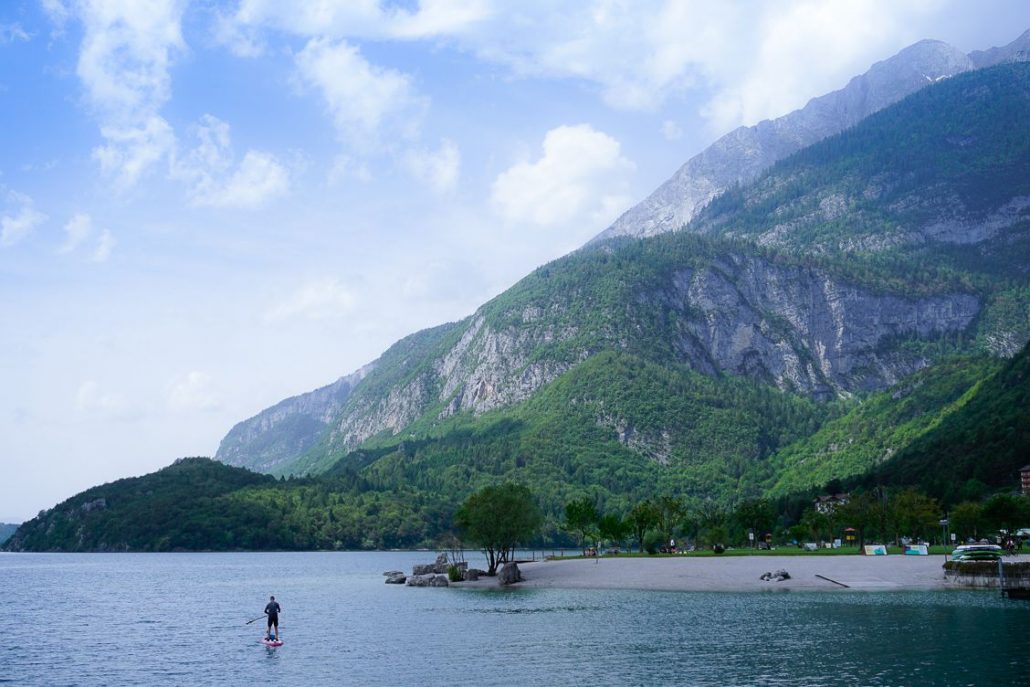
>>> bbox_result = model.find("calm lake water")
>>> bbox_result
[3,551,1028,687]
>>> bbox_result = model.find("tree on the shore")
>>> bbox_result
[949,501,985,541]
[456,483,542,575]
[655,496,685,544]
[889,489,940,544]
[628,500,658,554]
[598,512,630,550]
[733,498,775,548]
[982,493,1030,534]
[564,496,599,553]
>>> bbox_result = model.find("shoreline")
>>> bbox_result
[456,554,1030,592]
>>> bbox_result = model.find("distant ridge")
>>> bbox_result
[590,30,1030,245]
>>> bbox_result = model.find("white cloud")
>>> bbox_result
[221,0,490,49]
[0,23,31,44]
[59,212,116,261]
[60,213,93,253]
[167,371,220,412]
[172,115,289,208]
[224,2,940,128]
[92,115,176,189]
[403,139,460,193]
[58,0,186,186]
[1,191,47,247]
[700,1,925,131]
[264,278,357,323]
[92,228,115,262]
[491,124,634,228]
[294,37,424,146]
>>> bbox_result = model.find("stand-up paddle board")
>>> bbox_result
[261,638,283,647]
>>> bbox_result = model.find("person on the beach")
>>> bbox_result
[264,595,281,640]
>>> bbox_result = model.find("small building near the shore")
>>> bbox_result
[814,493,850,515]
[1021,465,1030,495]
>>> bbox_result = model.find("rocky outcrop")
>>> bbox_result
[591,30,1030,246]
[405,574,449,587]
[412,553,455,576]
[384,571,406,584]
[215,364,373,473]
[662,257,980,397]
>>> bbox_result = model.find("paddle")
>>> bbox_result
[245,615,265,625]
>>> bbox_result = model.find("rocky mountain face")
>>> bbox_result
[590,31,1029,244]
[220,62,1030,479]
[215,364,372,472]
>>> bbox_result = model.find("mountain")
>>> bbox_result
[591,31,1030,245]
[217,364,372,473]
[853,342,1030,504]
[4,458,276,552]
[0,523,18,545]
[222,63,1030,481]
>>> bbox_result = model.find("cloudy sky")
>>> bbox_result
[2,0,1028,522]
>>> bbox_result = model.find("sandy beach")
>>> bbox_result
[459,554,1030,592]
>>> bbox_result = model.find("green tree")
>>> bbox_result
[949,501,985,542]
[455,483,543,575]
[733,498,775,548]
[655,496,685,544]
[627,500,658,554]
[564,496,599,552]
[889,489,940,544]
[597,513,629,550]
[982,493,1030,535]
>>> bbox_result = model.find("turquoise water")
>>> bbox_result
[3,552,1028,686]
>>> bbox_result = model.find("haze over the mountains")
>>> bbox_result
[3,2,1030,522]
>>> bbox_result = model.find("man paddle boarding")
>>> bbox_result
[264,595,281,641]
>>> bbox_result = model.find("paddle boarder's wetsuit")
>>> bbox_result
[265,598,281,639]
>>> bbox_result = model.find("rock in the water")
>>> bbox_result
[498,562,522,586]
[406,574,449,588]
[384,572,407,584]
[413,553,453,576]
[464,569,480,582]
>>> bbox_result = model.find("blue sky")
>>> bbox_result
[2,0,1029,522]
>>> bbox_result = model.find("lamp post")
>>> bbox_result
[939,517,949,556]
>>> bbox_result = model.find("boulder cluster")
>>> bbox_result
[384,553,522,587]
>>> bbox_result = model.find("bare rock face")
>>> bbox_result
[215,364,373,473]
[663,257,981,398]
[591,33,1030,245]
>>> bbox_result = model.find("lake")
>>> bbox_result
[4,552,1028,686]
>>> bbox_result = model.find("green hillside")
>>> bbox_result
[0,523,18,545]
[853,342,1030,504]
[330,350,832,513]
[758,355,1003,497]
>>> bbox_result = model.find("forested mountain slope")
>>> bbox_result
[222,63,1030,480]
